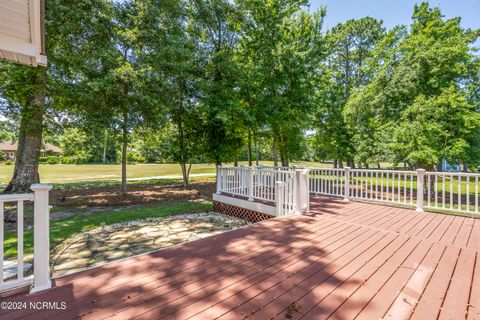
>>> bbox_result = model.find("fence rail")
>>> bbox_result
[275,175,296,216]
[1,184,52,294]
[217,166,309,216]
[217,166,296,203]
[309,167,480,215]
[217,166,480,217]
[424,172,480,214]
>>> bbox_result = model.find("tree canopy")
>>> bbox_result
[0,1,479,193]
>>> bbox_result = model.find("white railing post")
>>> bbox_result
[216,166,222,194]
[30,183,53,293]
[295,169,303,214]
[247,167,254,201]
[416,169,425,212]
[275,181,282,216]
[302,169,309,213]
[344,167,351,201]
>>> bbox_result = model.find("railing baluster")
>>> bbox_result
[450,174,453,210]
[458,175,462,211]
[395,172,398,202]
[17,200,24,281]
[386,172,389,201]
[323,169,326,194]
[381,171,384,201]
[0,201,3,285]
[360,171,363,198]
[370,172,373,199]
[327,170,331,194]
[427,174,431,206]
[466,176,470,212]
[442,174,446,208]
[475,176,478,213]
[411,174,414,204]
[397,173,401,202]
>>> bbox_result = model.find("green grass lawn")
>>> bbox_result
[0,161,335,185]
[0,163,219,184]
[4,200,212,260]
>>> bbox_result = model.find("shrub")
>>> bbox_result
[47,156,60,164]
[74,157,90,164]
[4,161,13,166]
[60,156,75,164]
[39,156,48,163]
[126,151,146,164]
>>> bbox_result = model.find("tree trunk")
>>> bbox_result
[175,78,190,190]
[273,134,278,167]
[121,111,128,196]
[180,162,190,189]
[247,130,252,166]
[254,132,259,165]
[234,159,238,167]
[333,159,338,168]
[281,155,289,167]
[102,129,108,163]
[347,159,355,169]
[5,71,46,193]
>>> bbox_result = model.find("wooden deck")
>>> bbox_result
[1,196,479,320]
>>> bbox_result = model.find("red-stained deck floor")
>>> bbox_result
[2,196,479,320]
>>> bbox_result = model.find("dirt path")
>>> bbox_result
[50,180,215,208]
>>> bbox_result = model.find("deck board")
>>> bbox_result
[1,196,478,320]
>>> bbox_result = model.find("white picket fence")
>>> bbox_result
[217,166,480,217]
[1,184,52,293]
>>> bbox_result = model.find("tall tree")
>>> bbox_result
[0,0,116,192]
[192,0,246,166]
[0,66,46,191]
[133,0,202,188]
[314,17,385,168]
[346,3,480,169]
[239,0,326,166]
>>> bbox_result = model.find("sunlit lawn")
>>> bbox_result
[0,161,335,185]
[0,163,218,184]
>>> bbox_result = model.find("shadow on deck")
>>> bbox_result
[1,196,479,320]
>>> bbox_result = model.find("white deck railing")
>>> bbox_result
[309,168,345,197]
[424,172,480,214]
[309,167,480,216]
[348,169,418,207]
[216,166,309,216]
[217,166,480,217]
[275,174,296,216]
[1,184,52,293]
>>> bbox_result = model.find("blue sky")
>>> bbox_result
[308,0,480,30]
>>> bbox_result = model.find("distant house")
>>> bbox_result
[440,159,460,172]
[0,141,61,160]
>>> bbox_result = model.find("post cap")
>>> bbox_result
[30,183,53,191]
[416,168,426,172]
